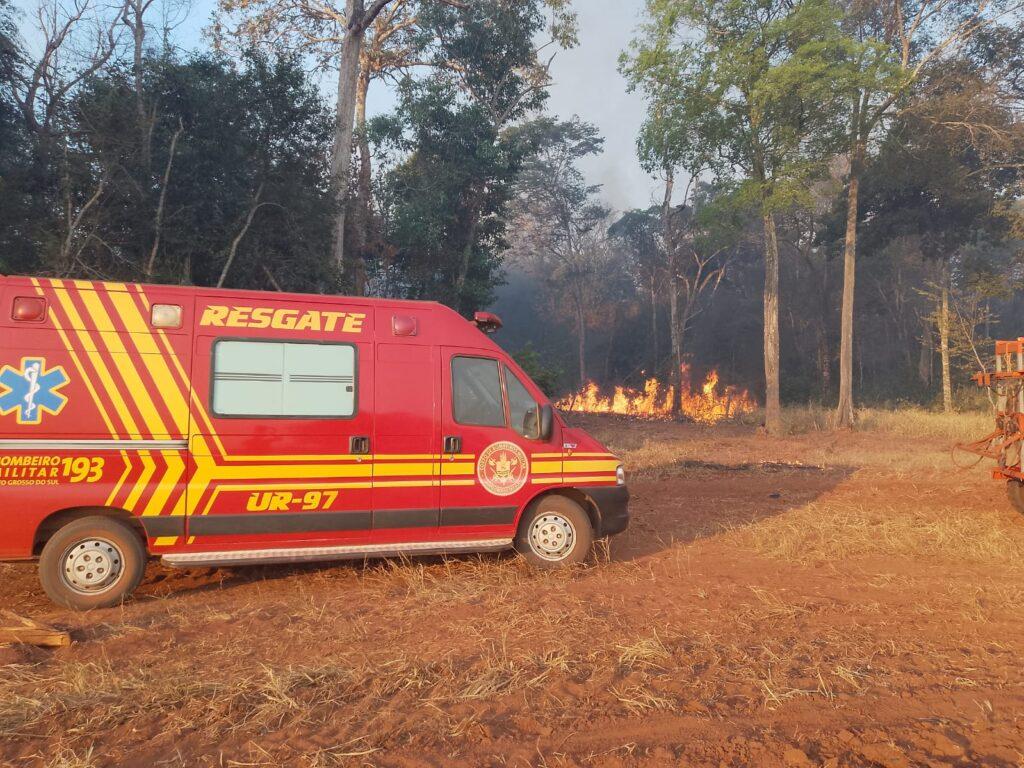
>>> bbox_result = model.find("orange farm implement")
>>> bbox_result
[957,338,1024,512]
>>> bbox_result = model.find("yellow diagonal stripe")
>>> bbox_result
[50,281,142,439]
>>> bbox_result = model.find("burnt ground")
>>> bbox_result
[2,414,1024,767]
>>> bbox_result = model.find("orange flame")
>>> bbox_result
[555,365,757,425]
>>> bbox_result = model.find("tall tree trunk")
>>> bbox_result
[331,0,367,285]
[835,135,864,428]
[218,183,265,288]
[350,67,372,295]
[129,0,150,173]
[669,276,682,417]
[145,119,184,278]
[762,212,782,435]
[939,266,953,413]
[660,167,675,402]
[650,276,658,374]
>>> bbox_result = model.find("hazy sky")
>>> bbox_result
[15,0,662,211]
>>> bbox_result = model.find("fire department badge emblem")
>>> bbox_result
[477,441,529,496]
[0,357,69,425]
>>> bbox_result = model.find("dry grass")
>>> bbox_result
[778,405,992,440]
[577,406,992,478]
[4,416,1024,765]
[736,494,1024,567]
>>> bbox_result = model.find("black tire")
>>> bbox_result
[514,495,593,568]
[38,517,146,611]
[1007,481,1024,515]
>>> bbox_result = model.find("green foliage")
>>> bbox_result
[366,0,564,314]
[368,78,529,312]
[511,115,608,254]
[0,0,39,276]
[72,52,336,289]
[513,343,562,396]
[623,0,865,211]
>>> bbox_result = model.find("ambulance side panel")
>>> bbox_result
[371,306,444,538]
[0,279,192,558]
[181,294,377,551]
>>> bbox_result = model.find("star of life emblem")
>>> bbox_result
[477,441,529,496]
[0,357,70,425]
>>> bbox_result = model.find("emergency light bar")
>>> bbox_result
[473,311,502,334]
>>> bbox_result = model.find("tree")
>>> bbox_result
[832,0,1021,427]
[33,52,336,289]
[508,116,607,386]
[625,0,857,434]
[852,84,1021,410]
[228,0,406,281]
[367,77,531,311]
[664,188,739,414]
[215,0,575,291]
[608,207,663,374]
[0,0,41,274]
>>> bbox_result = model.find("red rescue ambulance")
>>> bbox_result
[0,276,628,609]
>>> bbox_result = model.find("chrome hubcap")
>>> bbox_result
[61,538,123,595]
[529,513,575,561]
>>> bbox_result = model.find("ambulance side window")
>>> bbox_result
[452,356,505,427]
[504,367,540,440]
[212,340,357,418]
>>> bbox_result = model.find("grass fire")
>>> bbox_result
[556,365,757,424]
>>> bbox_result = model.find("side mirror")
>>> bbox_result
[539,403,553,441]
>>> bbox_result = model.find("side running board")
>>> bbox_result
[161,538,514,568]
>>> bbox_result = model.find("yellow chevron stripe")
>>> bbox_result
[78,290,169,438]
[107,292,189,434]
[105,450,133,507]
[50,281,142,439]
[33,280,120,439]
[83,288,183,519]
[108,288,213,520]
[143,452,185,521]
[123,451,156,511]
[36,280,138,509]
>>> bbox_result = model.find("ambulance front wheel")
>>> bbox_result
[515,496,593,568]
[39,517,147,611]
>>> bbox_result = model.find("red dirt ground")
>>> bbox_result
[2,415,1023,767]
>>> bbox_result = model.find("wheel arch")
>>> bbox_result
[519,487,602,535]
[33,507,148,556]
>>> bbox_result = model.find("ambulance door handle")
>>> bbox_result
[349,435,370,455]
[443,435,461,455]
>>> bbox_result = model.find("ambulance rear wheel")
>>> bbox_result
[515,496,592,568]
[1007,481,1024,515]
[39,517,146,611]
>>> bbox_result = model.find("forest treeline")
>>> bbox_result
[1,0,1023,430]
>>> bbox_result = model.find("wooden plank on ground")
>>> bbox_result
[0,609,71,647]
